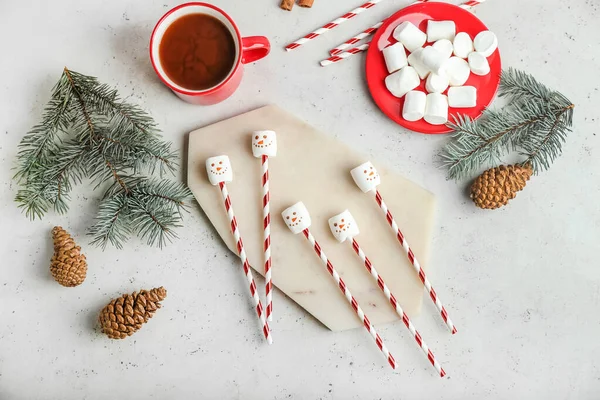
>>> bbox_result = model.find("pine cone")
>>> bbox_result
[470,164,533,210]
[99,287,167,339]
[50,226,87,287]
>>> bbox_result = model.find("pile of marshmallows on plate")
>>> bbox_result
[383,20,498,125]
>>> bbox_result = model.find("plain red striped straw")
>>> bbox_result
[351,239,446,377]
[302,228,397,369]
[285,0,386,51]
[261,155,273,321]
[218,182,273,344]
[374,190,457,334]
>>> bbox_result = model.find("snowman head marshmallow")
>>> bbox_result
[206,155,233,186]
[328,210,360,243]
[281,202,311,234]
[252,130,277,158]
[350,161,380,193]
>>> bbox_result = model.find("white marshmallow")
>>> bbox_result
[402,90,427,122]
[385,66,420,98]
[407,49,430,79]
[448,86,477,108]
[443,57,471,87]
[350,161,380,193]
[206,155,233,185]
[393,21,427,53]
[425,73,450,94]
[424,93,448,125]
[251,131,277,157]
[382,42,408,73]
[432,39,454,60]
[468,52,491,76]
[427,20,456,42]
[453,32,473,59]
[474,31,498,57]
[281,202,311,234]
[328,210,360,243]
[420,46,445,75]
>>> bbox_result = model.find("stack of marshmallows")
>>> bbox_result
[383,20,498,125]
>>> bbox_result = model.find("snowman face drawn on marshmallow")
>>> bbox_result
[251,130,277,158]
[350,161,381,193]
[281,202,311,234]
[328,210,360,243]
[205,155,233,186]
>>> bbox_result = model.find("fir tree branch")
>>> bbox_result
[69,71,158,137]
[15,140,87,218]
[499,68,553,103]
[101,176,145,200]
[80,126,134,193]
[64,69,177,176]
[97,134,173,166]
[442,69,575,180]
[522,104,575,171]
[64,67,97,142]
[105,159,130,193]
[443,106,547,180]
[44,141,88,213]
[96,130,177,176]
[128,197,180,248]
[15,72,74,182]
[88,193,131,249]
[14,68,192,248]
[89,177,193,248]
[130,179,192,209]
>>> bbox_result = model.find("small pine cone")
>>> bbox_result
[50,226,87,287]
[470,164,533,210]
[99,287,167,339]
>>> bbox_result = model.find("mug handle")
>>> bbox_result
[241,36,271,64]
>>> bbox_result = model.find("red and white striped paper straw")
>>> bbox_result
[351,238,446,377]
[285,0,385,51]
[301,228,397,369]
[374,190,457,334]
[459,0,485,9]
[219,182,273,344]
[261,155,273,322]
[328,0,430,56]
[322,0,487,66]
[329,21,384,56]
[320,43,370,67]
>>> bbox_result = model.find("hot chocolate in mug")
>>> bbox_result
[150,2,270,105]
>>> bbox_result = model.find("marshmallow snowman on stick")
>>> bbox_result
[327,209,446,377]
[206,155,272,344]
[281,201,397,370]
[328,210,360,243]
[206,155,233,185]
[251,131,277,322]
[350,161,458,334]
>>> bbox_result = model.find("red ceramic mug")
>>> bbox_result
[150,2,270,105]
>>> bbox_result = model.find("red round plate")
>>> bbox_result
[365,2,501,134]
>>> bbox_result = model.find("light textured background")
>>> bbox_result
[0,0,598,399]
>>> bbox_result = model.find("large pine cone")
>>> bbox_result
[470,164,533,210]
[50,226,87,287]
[99,287,167,339]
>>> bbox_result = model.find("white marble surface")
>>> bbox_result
[0,0,598,398]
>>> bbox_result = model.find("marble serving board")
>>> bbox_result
[187,105,436,331]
